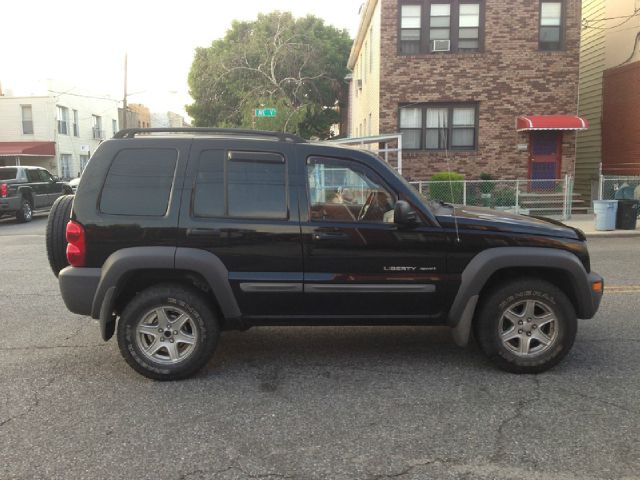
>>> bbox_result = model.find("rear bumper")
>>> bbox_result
[0,196,22,213]
[58,266,101,316]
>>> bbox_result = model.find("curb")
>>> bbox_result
[584,231,640,239]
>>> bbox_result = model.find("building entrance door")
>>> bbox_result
[529,132,561,185]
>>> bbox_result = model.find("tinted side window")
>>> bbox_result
[228,155,286,218]
[100,148,177,216]
[38,170,52,182]
[193,150,287,219]
[26,170,41,182]
[0,168,17,180]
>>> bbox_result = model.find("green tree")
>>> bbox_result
[187,12,352,139]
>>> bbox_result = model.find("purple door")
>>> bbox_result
[529,132,561,187]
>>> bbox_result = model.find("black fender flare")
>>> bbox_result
[16,186,33,202]
[174,247,241,319]
[449,247,598,347]
[92,247,241,340]
[91,247,176,319]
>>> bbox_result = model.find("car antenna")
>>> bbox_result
[440,113,461,243]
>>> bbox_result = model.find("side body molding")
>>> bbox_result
[448,247,595,347]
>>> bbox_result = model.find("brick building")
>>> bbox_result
[347,0,587,181]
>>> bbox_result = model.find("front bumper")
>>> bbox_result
[0,196,22,213]
[584,271,604,319]
[58,266,101,316]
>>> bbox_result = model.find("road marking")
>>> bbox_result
[606,285,640,294]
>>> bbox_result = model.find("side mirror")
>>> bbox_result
[52,176,59,182]
[394,200,418,227]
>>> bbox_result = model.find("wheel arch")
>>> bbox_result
[93,247,242,341]
[449,247,593,347]
[17,186,33,204]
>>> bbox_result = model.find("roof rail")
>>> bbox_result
[113,127,306,143]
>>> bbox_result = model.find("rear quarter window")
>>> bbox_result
[0,168,18,180]
[100,148,177,216]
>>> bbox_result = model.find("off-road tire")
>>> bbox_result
[46,195,74,277]
[474,278,577,374]
[117,284,220,381]
[15,197,33,223]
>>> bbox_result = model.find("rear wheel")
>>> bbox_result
[15,197,33,223]
[117,284,220,380]
[474,278,577,373]
[46,195,74,277]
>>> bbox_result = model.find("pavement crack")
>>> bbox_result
[179,465,292,479]
[367,459,448,479]
[556,387,640,416]
[490,374,541,465]
[0,358,62,429]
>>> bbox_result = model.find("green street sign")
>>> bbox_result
[255,108,277,117]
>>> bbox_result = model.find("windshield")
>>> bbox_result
[0,168,17,180]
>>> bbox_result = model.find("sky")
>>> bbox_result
[0,0,364,119]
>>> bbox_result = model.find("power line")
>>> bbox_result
[48,90,120,102]
[583,10,640,23]
[583,9,640,30]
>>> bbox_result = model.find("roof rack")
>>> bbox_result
[113,127,306,143]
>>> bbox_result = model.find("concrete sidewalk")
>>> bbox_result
[561,214,640,238]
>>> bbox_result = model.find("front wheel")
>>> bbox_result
[117,284,220,380]
[474,278,577,373]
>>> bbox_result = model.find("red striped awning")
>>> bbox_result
[516,115,589,132]
[0,141,56,157]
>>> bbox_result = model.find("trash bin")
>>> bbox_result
[616,199,639,230]
[593,200,618,231]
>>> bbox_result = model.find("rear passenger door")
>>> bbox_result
[178,140,304,318]
[25,169,47,208]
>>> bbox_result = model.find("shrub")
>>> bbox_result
[479,172,495,195]
[429,171,464,204]
[494,187,516,207]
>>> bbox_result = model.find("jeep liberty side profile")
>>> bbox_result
[48,128,603,380]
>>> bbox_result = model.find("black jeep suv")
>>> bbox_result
[50,128,603,380]
[0,166,72,222]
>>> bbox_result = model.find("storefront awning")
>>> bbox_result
[516,115,589,132]
[0,141,56,157]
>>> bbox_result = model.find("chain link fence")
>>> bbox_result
[410,175,576,219]
[599,176,640,201]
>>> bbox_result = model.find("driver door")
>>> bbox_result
[300,156,446,319]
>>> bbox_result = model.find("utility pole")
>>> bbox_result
[122,53,128,129]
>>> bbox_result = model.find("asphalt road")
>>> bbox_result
[1,215,639,480]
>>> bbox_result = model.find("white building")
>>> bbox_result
[0,89,119,179]
[151,111,190,128]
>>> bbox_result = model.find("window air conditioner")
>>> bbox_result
[432,40,451,52]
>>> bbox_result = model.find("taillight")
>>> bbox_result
[66,220,86,267]
[0,183,7,198]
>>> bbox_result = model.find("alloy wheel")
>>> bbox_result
[135,306,199,364]
[498,299,559,357]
